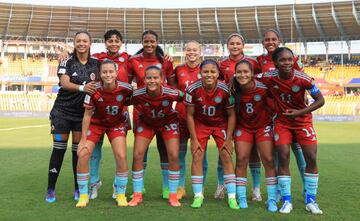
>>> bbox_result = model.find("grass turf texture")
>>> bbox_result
[0,118,359,221]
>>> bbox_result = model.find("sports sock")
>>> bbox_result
[224,174,236,198]
[90,138,103,185]
[266,177,277,201]
[168,170,180,193]
[304,173,319,204]
[77,172,89,195]
[132,170,144,193]
[142,147,149,189]
[47,140,67,190]
[72,142,79,190]
[236,177,247,199]
[115,171,128,195]
[179,150,187,187]
[202,152,208,184]
[217,158,224,185]
[291,143,306,188]
[278,175,292,202]
[160,163,169,189]
[249,161,261,189]
[191,176,203,197]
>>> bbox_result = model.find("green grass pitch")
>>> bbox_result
[0,118,359,221]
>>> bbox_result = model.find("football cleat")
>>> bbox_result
[279,201,293,214]
[306,200,323,215]
[190,195,204,208]
[169,193,181,207]
[73,189,80,201]
[267,199,278,212]
[238,197,248,209]
[116,194,128,207]
[228,198,240,210]
[45,189,56,203]
[128,193,143,207]
[89,180,102,200]
[176,186,186,200]
[76,194,89,208]
[214,184,225,199]
[162,187,169,200]
[251,187,262,201]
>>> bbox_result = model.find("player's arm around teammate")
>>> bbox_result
[185,59,238,210]
[128,66,182,207]
[76,60,133,208]
[229,60,277,212]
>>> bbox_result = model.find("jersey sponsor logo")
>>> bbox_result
[264,133,270,137]
[215,96,222,103]
[292,85,300,93]
[98,97,103,102]
[312,136,317,141]
[274,133,279,141]
[137,126,144,133]
[235,130,242,137]
[90,73,96,81]
[119,57,125,62]
[254,94,262,102]
[162,100,169,107]
[116,95,123,102]
[72,72,78,76]
[173,131,178,135]
[58,68,66,74]
[49,168,58,173]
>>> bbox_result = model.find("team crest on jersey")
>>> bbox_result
[119,57,125,62]
[263,60,267,64]
[274,133,279,141]
[197,74,201,79]
[87,130,91,136]
[98,97,103,102]
[156,63,162,69]
[90,73,96,81]
[138,64,143,69]
[137,126,144,133]
[235,130,242,137]
[292,85,300,93]
[273,85,279,89]
[215,96,222,103]
[197,97,202,102]
[144,103,150,106]
[226,67,230,71]
[254,94,262,102]
[162,100,169,107]
[116,95,123,102]
[180,73,185,77]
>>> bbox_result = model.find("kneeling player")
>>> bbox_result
[258,47,325,214]
[229,60,277,211]
[128,66,182,207]
[76,60,133,208]
[186,59,238,209]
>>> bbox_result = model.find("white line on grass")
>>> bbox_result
[0,124,48,131]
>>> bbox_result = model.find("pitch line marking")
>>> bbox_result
[0,124,48,131]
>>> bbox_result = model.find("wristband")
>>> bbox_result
[79,85,85,92]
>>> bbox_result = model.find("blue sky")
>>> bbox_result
[0,0,350,8]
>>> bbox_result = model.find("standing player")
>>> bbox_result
[229,60,277,212]
[185,59,238,209]
[219,33,262,201]
[258,47,324,214]
[257,29,307,192]
[76,60,133,208]
[127,30,175,199]
[128,66,182,207]
[46,31,99,203]
[57,29,131,200]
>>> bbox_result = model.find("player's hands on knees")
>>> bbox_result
[221,138,233,155]
[57,51,70,62]
[283,108,304,119]
[84,81,97,95]
[190,138,202,155]
[77,139,88,156]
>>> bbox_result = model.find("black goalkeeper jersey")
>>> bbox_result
[51,55,100,122]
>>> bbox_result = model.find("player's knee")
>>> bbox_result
[261,155,274,168]
[219,151,232,164]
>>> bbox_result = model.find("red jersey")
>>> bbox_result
[257,53,304,73]
[256,70,315,126]
[219,56,260,83]
[92,52,130,83]
[83,81,133,127]
[132,85,183,127]
[127,53,174,88]
[236,80,272,130]
[185,80,234,127]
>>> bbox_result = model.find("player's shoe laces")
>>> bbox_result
[162,187,170,199]
[305,199,323,215]
[191,195,204,208]
[267,199,278,212]
[128,193,143,207]
[89,180,102,200]
[214,184,225,199]
[116,194,128,207]
[238,197,248,209]
[73,189,80,201]
[176,187,186,200]
[251,187,262,201]
[76,194,89,208]
[279,201,293,214]
[45,189,56,203]
[228,198,240,210]
[169,193,181,207]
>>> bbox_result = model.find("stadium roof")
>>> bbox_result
[0,1,359,44]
